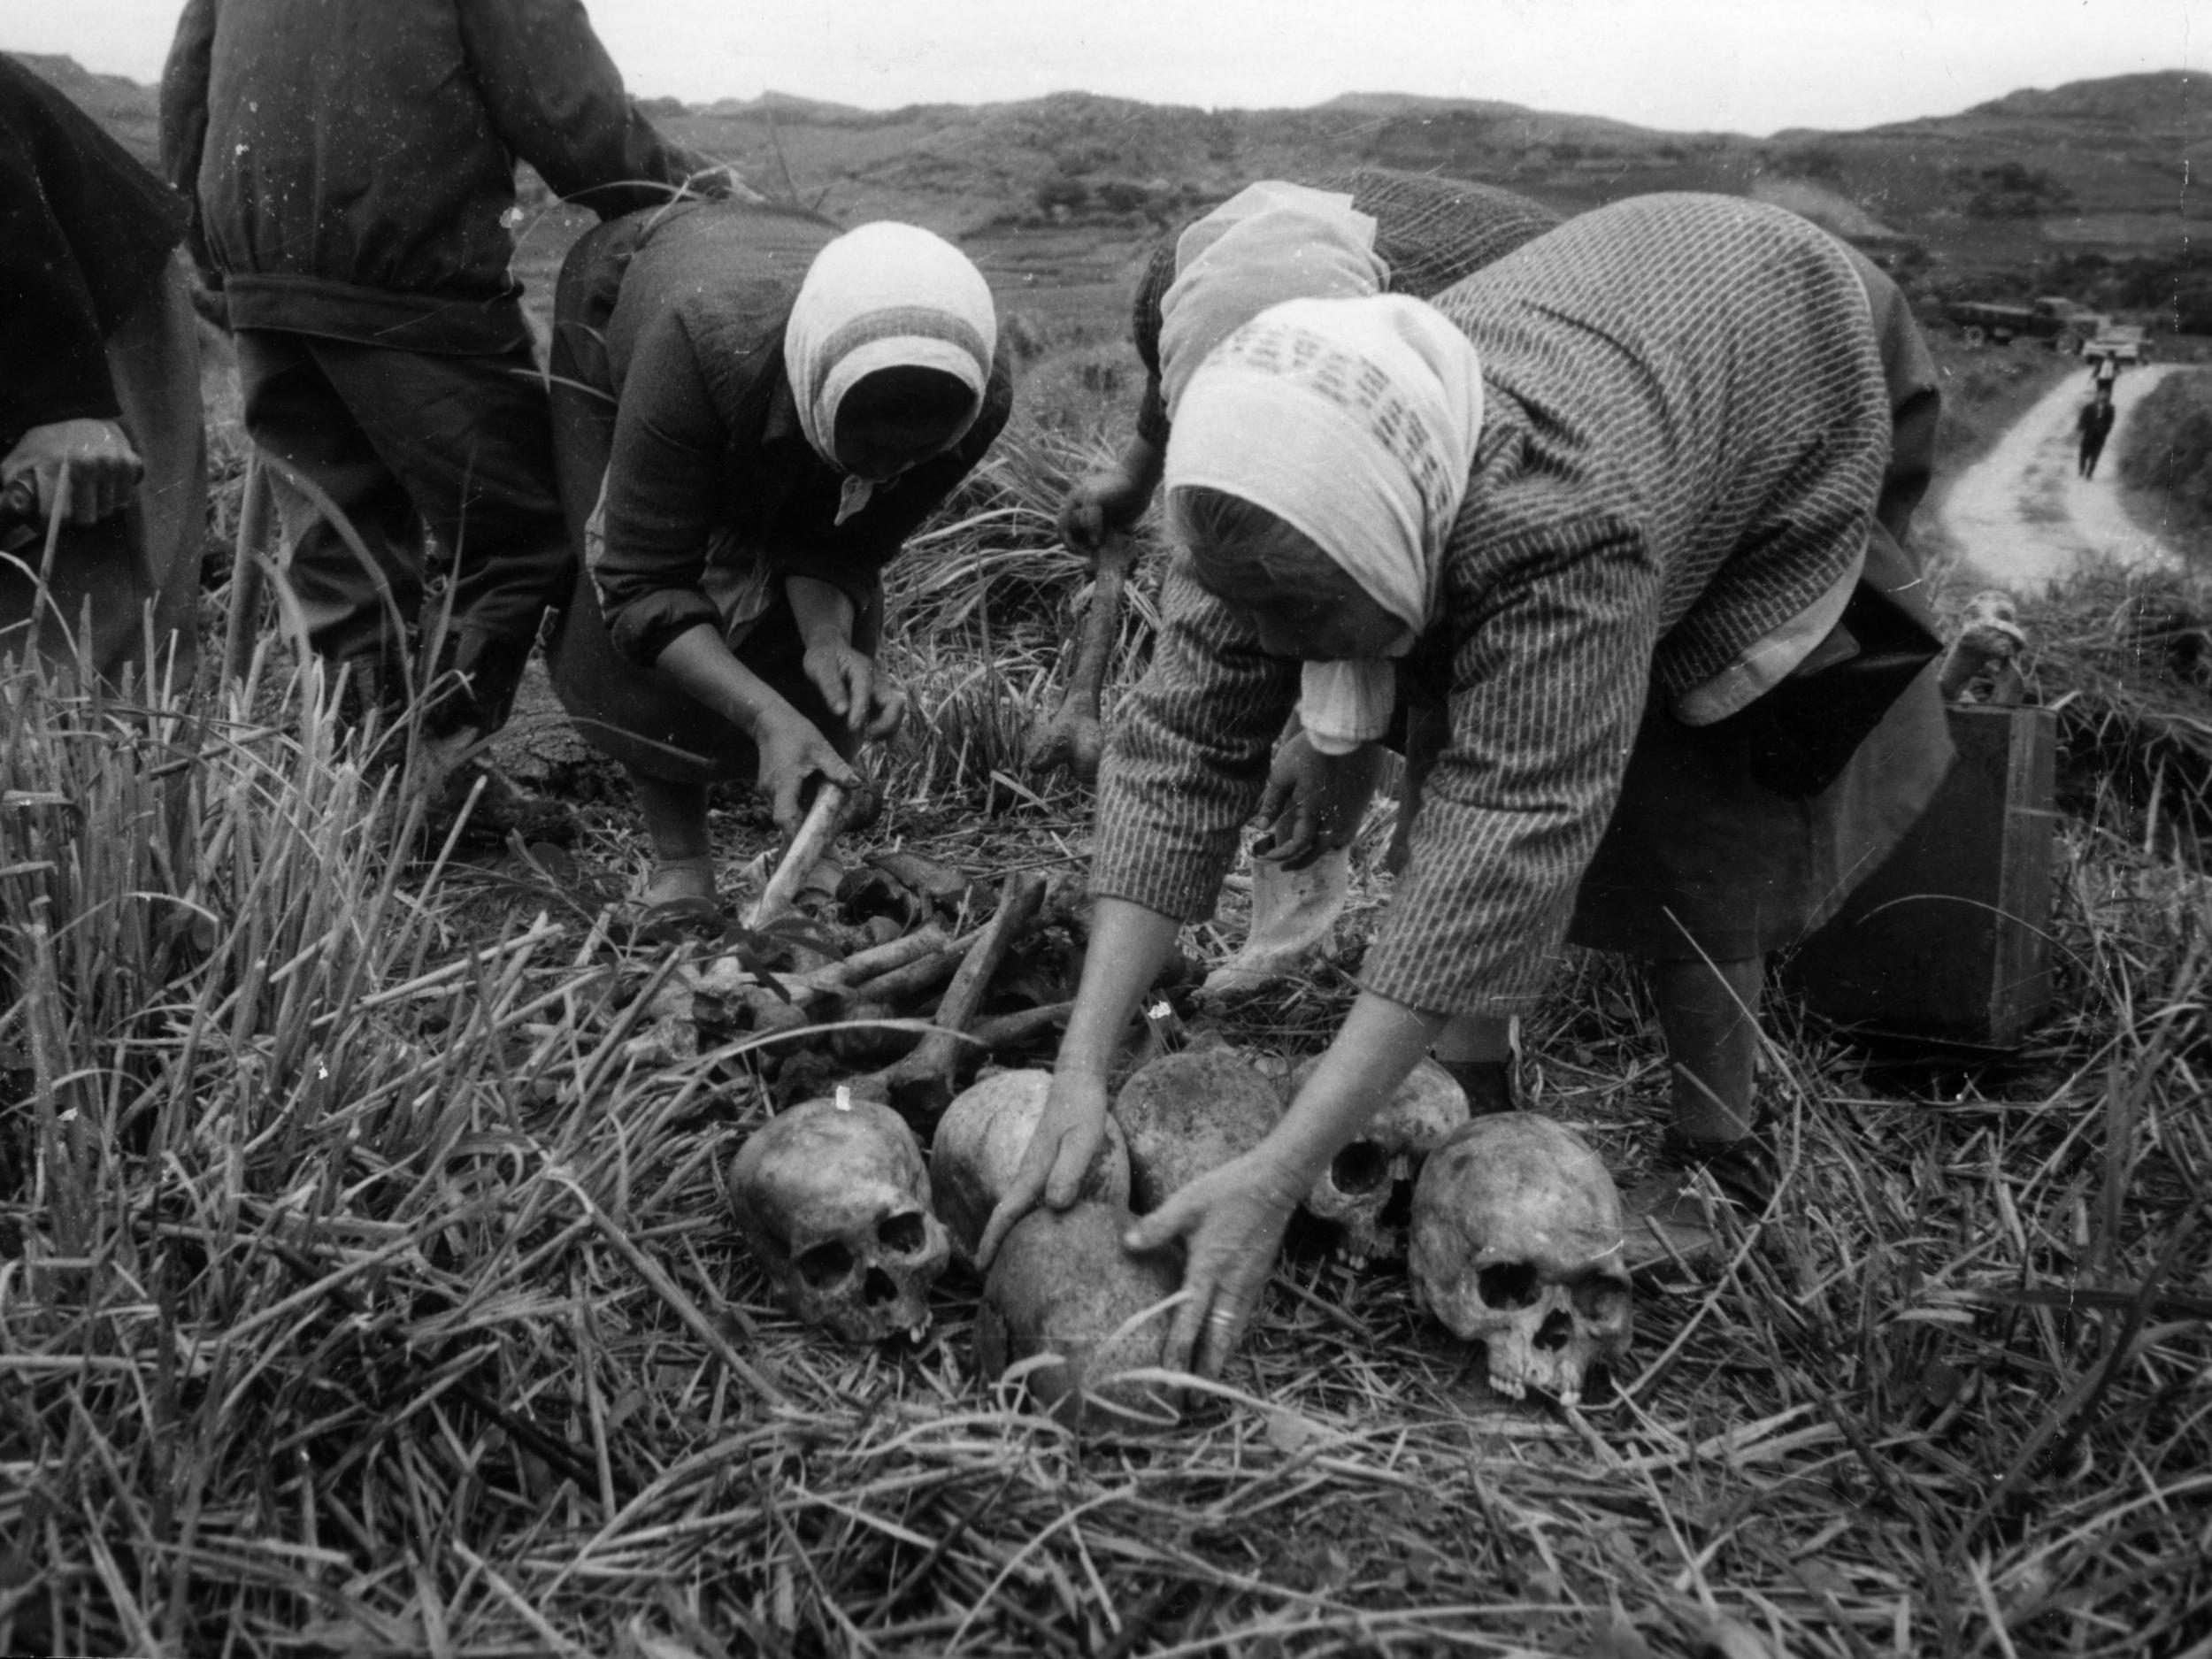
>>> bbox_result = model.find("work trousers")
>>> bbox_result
[234,328,569,725]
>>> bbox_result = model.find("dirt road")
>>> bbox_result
[1939,362,2185,589]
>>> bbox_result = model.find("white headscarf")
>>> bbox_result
[1158,182,1387,421]
[784,222,998,523]
[1165,295,1486,753]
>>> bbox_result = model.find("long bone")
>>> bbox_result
[849,869,1048,1121]
[744,782,849,933]
[1025,533,1137,783]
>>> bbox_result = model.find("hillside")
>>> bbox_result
[16,49,2204,331]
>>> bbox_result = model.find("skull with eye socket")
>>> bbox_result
[1297,1055,1469,1264]
[727,1094,951,1344]
[1408,1113,1632,1408]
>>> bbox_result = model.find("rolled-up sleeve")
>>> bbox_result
[1359,518,1661,1017]
[589,310,726,664]
[1089,556,1300,920]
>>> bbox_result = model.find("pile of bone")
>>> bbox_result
[726,1040,1633,1426]
[631,857,1084,1114]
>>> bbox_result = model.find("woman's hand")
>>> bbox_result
[974,1066,1112,1268]
[753,705,861,838]
[1123,1145,1309,1379]
[802,639,907,740]
[1057,469,1149,560]
[1056,434,1162,562]
[1255,733,1386,871]
[1,419,143,526]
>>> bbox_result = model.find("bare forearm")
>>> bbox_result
[785,574,856,650]
[655,624,799,734]
[1265,992,1447,1186]
[1058,897,1181,1077]
[1113,433,1165,511]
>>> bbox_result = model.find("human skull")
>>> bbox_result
[978,1201,1184,1432]
[1408,1113,1632,1407]
[1113,1043,1282,1213]
[930,1070,1131,1268]
[728,1094,951,1343]
[1296,1055,1470,1264]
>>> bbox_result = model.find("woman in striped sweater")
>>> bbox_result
[981,194,1953,1379]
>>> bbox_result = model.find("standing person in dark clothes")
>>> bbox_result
[1059,172,1560,1079]
[2078,389,2116,479]
[545,203,1011,915]
[980,196,1956,1375]
[1,54,204,687]
[159,0,731,838]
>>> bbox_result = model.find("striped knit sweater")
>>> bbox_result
[1093,194,1893,1018]
[1130,168,1562,449]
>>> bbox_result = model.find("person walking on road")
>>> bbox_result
[161,0,734,841]
[2078,390,2117,480]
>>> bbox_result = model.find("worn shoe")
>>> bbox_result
[1619,1121,1779,1271]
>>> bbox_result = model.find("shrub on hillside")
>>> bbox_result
[2118,371,2212,529]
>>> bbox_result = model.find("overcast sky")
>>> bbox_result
[5,0,2200,136]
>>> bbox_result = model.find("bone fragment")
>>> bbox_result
[850,870,1048,1121]
[744,783,847,932]
[1939,590,2029,704]
[1025,534,1136,783]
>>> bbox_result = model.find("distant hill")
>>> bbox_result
[16,49,2201,324]
[8,51,162,164]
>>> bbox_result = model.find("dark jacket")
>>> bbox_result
[159,0,711,354]
[1,55,189,453]
[558,203,1016,667]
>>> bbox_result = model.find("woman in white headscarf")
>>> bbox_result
[980,194,1953,1381]
[1059,172,1560,1066]
[546,201,1010,913]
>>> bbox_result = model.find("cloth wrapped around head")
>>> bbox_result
[785,222,998,519]
[1158,181,1387,420]
[1165,294,1486,752]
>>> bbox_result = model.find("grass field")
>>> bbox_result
[5,222,2212,1658]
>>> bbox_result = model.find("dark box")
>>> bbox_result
[1784,703,2059,1049]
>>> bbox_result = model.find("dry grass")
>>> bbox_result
[5,357,2211,1658]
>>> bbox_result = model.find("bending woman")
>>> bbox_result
[982,195,1953,1377]
[1060,171,1558,1058]
[547,203,1011,910]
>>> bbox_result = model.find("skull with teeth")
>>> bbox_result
[1408,1113,1632,1407]
[728,1094,950,1344]
[1297,1055,1470,1264]
[930,1069,1130,1268]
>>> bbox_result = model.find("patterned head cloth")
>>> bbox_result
[785,222,997,519]
[1165,294,1485,752]
[1158,181,1387,421]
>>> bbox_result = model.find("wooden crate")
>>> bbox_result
[1784,703,2059,1049]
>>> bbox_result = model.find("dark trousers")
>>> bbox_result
[234,328,569,722]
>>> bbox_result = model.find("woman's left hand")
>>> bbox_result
[1122,1145,1310,1379]
[803,641,906,740]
